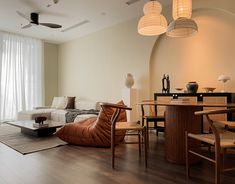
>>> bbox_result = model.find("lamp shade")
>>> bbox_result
[173,0,192,20]
[166,17,198,37]
[138,14,167,36]
[138,1,167,36]
[143,1,162,14]
[218,75,231,82]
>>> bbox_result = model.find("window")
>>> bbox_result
[0,32,43,120]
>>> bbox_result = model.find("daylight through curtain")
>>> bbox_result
[0,32,43,120]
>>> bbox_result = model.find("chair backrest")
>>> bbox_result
[141,100,157,117]
[195,108,235,148]
[99,102,131,127]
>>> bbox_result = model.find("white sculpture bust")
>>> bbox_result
[125,73,134,88]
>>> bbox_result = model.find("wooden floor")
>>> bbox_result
[0,132,235,184]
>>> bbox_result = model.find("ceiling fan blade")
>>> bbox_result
[21,23,32,29]
[16,11,30,21]
[53,0,59,4]
[39,23,62,28]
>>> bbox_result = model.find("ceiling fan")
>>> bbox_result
[17,11,62,29]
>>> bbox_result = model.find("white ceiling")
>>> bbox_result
[0,0,171,44]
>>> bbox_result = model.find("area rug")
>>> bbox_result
[0,124,67,155]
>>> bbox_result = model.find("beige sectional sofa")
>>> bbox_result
[17,97,100,123]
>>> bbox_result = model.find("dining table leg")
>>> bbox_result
[164,105,202,164]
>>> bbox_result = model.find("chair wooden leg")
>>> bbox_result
[215,145,221,184]
[222,148,227,172]
[111,126,115,169]
[146,120,149,148]
[138,131,141,157]
[154,121,158,136]
[142,117,144,127]
[144,126,147,168]
[185,131,190,181]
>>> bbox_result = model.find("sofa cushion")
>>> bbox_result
[74,100,98,110]
[73,114,98,123]
[55,101,126,147]
[51,109,67,123]
[17,109,54,121]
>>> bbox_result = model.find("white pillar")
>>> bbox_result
[121,88,138,122]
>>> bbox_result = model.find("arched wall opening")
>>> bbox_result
[149,8,235,97]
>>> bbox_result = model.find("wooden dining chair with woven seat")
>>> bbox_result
[141,100,165,147]
[100,102,147,169]
[185,108,235,184]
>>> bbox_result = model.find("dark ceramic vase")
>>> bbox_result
[186,82,198,93]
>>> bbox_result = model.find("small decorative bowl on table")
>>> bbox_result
[202,87,216,93]
[175,88,184,92]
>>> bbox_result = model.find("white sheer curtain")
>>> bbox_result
[0,32,43,120]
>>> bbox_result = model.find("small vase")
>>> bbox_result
[186,82,198,93]
[125,73,134,88]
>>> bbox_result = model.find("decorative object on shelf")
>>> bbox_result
[218,75,231,92]
[175,88,184,93]
[35,116,47,124]
[175,88,183,91]
[138,0,167,36]
[162,74,170,93]
[186,81,198,93]
[202,87,216,93]
[125,73,134,88]
[167,0,198,37]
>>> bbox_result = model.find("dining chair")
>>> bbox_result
[141,100,165,146]
[185,108,235,184]
[100,102,147,169]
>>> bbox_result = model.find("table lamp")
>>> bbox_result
[218,75,231,92]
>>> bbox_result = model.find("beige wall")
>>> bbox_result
[57,0,235,107]
[150,0,235,94]
[58,19,155,103]
[44,42,58,105]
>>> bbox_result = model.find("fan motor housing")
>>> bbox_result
[31,13,39,24]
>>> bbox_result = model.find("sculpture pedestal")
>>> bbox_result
[121,88,138,122]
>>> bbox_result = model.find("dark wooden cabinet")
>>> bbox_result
[154,93,235,132]
[154,92,235,103]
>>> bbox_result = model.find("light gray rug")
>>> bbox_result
[0,124,67,154]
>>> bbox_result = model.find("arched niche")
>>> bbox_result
[149,8,235,96]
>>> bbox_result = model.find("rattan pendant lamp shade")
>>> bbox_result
[167,0,198,37]
[138,0,167,36]
[167,17,198,37]
[173,0,192,20]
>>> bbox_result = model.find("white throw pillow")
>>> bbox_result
[51,97,67,109]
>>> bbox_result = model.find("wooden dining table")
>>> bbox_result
[139,101,235,165]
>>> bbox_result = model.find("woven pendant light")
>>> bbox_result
[167,0,197,37]
[138,0,167,36]
[173,0,192,20]
[167,17,198,37]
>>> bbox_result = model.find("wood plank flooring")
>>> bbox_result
[0,132,234,184]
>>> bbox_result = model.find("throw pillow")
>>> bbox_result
[56,97,67,109]
[51,97,59,108]
[51,96,67,109]
[65,96,75,109]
